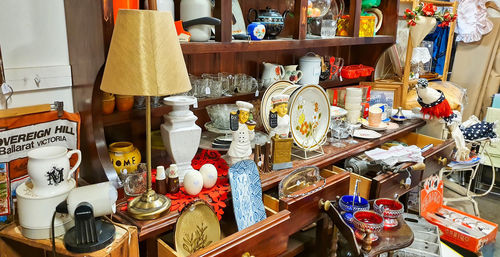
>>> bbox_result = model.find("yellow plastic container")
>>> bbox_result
[108,141,141,174]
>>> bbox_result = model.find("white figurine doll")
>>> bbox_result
[269,94,290,139]
[228,101,256,165]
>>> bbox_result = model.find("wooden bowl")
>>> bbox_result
[116,95,134,112]
[102,97,115,115]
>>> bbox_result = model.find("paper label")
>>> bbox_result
[205,87,211,95]
[193,98,198,108]
[1,83,12,95]
[255,89,259,97]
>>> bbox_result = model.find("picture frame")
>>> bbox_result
[360,81,402,108]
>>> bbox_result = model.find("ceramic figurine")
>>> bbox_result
[199,163,218,188]
[228,101,255,165]
[269,94,290,139]
[167,164,180,194]
[155,165,167,195]
[247,22,266,40]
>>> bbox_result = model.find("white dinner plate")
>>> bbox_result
[260,81,295,133]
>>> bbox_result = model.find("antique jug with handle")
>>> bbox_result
[27,146,81,197]
[284,65,303,84]
[261,62,285,88]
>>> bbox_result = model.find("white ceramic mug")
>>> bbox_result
[27,146,82,197]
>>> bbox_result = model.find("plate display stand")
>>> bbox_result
[291,144,325,160]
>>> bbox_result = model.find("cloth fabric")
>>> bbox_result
[424,25,450,75]
[411,47,432,64]
[456,0,493,43]
[460,121,497,140]
[450,18,500,119]
[122,150,231,219]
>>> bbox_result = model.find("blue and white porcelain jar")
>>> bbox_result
[247,22,266,40]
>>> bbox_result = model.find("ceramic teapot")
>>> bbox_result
[261,62,285,87]
[248,7,290,39]
[27,146,81,197]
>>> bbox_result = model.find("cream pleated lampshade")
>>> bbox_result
[101,9,191,96]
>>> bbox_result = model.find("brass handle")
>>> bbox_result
[400,179,411,189]
[409,162,426,171]
[437,157,448,166]
[318,199,331,211]
[242,252,255,257]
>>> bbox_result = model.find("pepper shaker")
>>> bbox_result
[167,164,180,194]
[155,166,167,194]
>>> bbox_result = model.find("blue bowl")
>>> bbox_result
[339,195,370,213]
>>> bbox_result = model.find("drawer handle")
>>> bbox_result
[242,252,255,257]
[437,157,448,166]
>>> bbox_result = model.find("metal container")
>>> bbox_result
[393,213,442,257]
[299,53,322,85]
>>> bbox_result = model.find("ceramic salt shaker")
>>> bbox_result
[199,163,218,188]
[183,170,203,195]
[167,164,180,194]
[155,166,167,195]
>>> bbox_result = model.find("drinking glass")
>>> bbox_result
[123,169,147,196]
[321,19,337,38]
[218,72,234,95]
[331,118,346,147]
[345,122,359,144]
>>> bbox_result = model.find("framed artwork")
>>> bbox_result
[360,82,402,108]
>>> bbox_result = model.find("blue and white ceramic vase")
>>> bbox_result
[247,22,266,41]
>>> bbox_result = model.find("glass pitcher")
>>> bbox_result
[321,0,344,38]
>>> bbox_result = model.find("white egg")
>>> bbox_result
[200,164,218,188]
[183,170,203,195]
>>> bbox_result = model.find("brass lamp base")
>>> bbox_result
[128,189,171,220]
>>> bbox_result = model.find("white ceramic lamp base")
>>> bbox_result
[161,96,201,183]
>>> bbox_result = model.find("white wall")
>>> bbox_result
[0,0,74,112]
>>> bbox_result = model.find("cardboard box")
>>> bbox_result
[420,175,498,252]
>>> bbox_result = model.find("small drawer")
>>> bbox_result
[324,166,372,199]
[371,167,423,199]
[157,200,291,257]
[271,170,350,233]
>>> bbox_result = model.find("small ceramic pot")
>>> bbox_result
[373,198,404,228]
[284,65,303,84]
[116,95,134,112]
[102,97,115,115]
[27,146,81,197]
[247,22,266,40]
[108,142,141,174]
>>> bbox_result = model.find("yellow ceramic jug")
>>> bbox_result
[108,142,141,174]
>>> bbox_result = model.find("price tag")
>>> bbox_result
[205,87,211,95]
[255,89,259,97]
[1,83,12,95]
[405,177,412,186]
[193,98,198,108]
[339,75,343,82]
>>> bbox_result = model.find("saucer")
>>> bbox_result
[361,120,388,131]
[353,129,382,139]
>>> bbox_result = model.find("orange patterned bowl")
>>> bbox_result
[116,95,134,112]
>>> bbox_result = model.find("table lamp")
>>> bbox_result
[101,9,191,220]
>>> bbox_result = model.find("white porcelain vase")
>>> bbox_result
[27,146,81,197]
[410,16,436,47]
[161,96,201,183]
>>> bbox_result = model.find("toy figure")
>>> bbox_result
[269,94,290,139]
[228,101,255,165]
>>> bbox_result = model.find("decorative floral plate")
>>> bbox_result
[228,160,266,231]
[289,84,330,150]
[260,80,295,133]
[175,200,221,256]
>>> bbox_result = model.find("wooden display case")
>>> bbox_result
[62,1,451,256]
